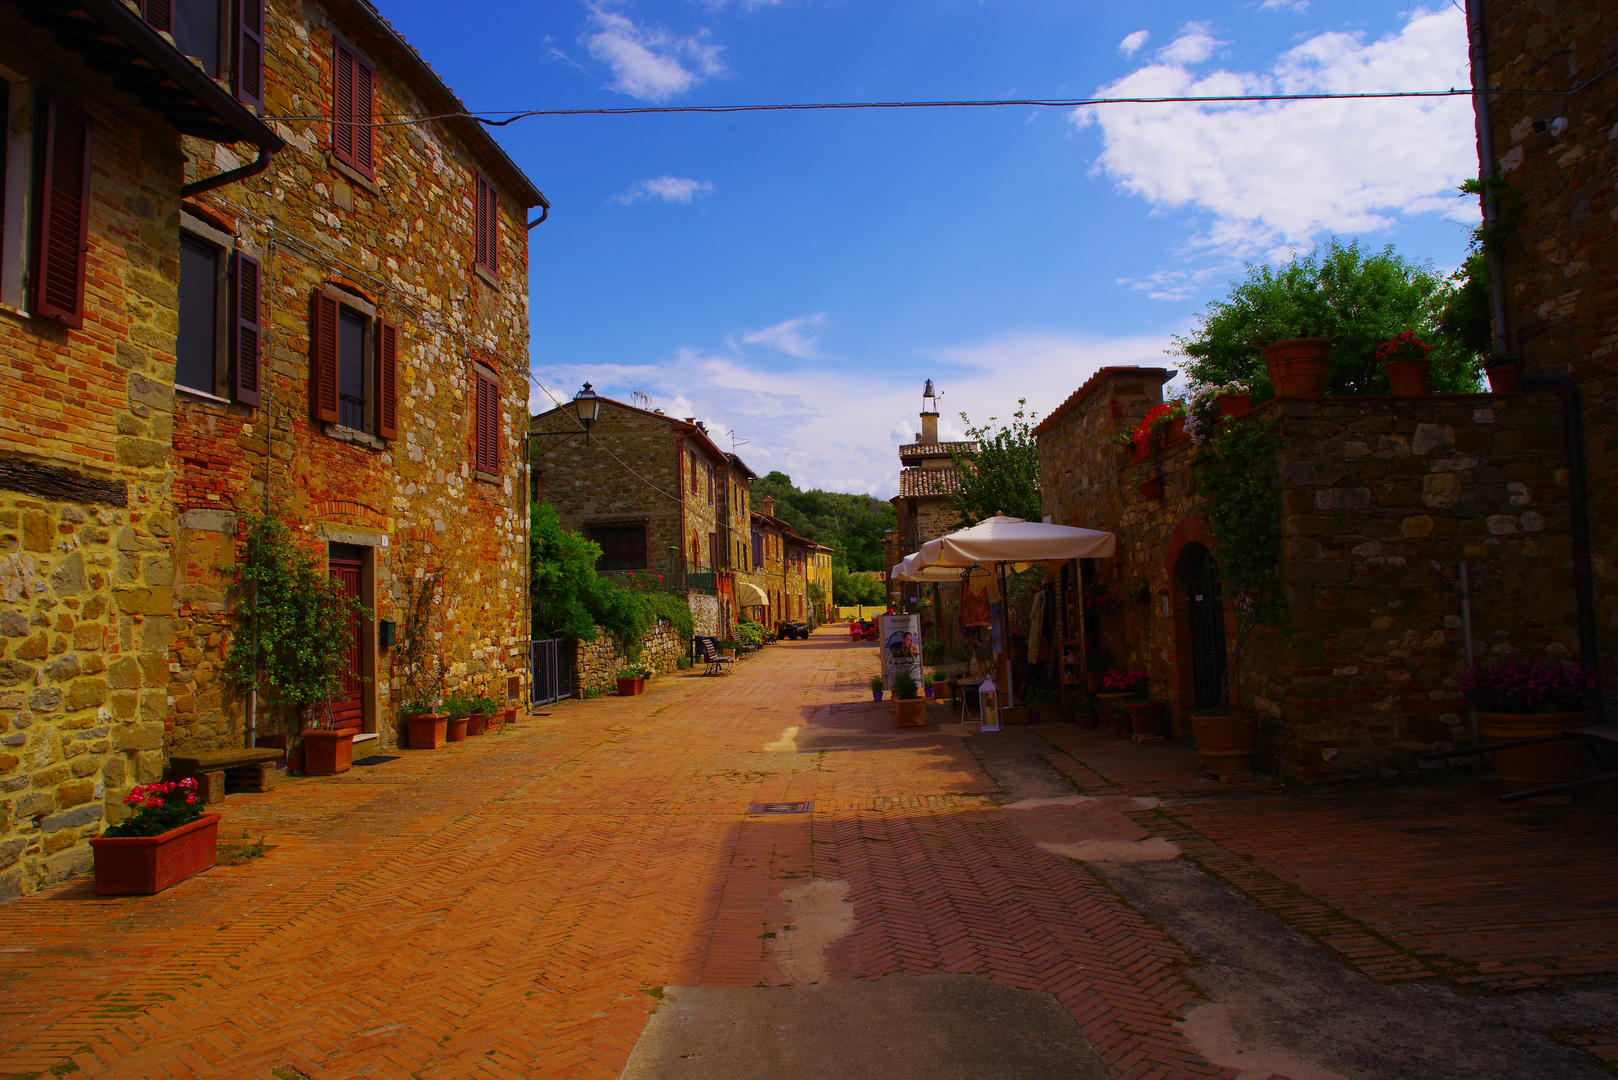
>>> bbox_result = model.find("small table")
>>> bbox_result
[954,677,985,722]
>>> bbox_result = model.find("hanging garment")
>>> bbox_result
[1027,589,1046,665]
[960,584,991,628]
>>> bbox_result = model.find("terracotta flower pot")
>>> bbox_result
[617,677,646,696]
[1165,416,1187,444]
[302,729,355,775]
[1095,692,1130,733]
[90,813,221,895]
[1072,710,1100,730]
[1485,364,1522,394]
[1125,700,1163,739]
[406,712,447,749]
[1263,338,1332,398]
[1382,358,1431,396]
[1218,393,1252,418]
[466,713,487,736]
[1136,475,1164,500]
[894,697,927,727]
[499,706,518,725]
[1478,710,1592,797]
[1191,708,1258,778]
[446,717,469,742]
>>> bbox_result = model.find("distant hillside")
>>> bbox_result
[751,472,896,572]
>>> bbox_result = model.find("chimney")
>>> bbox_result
[920,378,939,443]
[760,495,776,516]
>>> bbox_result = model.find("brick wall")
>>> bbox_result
[0,20,188,896]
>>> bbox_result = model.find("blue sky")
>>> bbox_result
[382,0,1480,497]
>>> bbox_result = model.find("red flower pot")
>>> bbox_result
[446,717,469,742]
[1478,710,1592,798]
[406,713,447,749]
[1136,476,1164,500]
[1126,701,1163,739]
[90,813,221,896]
[1072,710,1100,730]
[1382,358,1431,396]
[1164,417,1187,444]
[499,706,518,725]
[617,677,646,696]
[1485,364,1522,394]
[466,713,487,736]
[1191,708,1258,778]
[302,729,355,775]
[1263,338,1332,398]
[1218,393,1252,418]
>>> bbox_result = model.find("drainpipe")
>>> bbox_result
[1465,0,1511,358]
[182,146,275,199]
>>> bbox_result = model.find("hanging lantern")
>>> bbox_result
[978,675,1000,732]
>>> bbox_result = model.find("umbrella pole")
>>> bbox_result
[998,561,1013,709]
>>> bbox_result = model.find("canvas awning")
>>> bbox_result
[893,551,989,582]
[915,514,1115,568]
[735,581,768,607]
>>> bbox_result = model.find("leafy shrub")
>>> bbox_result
[676,656,693,670]
[104,779,202,838]
[441,693,476,721]
[470,695,501,715]
[869,675,885,693]
[736,621,764,649]
[893,671,920,700]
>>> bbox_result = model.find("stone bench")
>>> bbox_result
[170,748,284,803]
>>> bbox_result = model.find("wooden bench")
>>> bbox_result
[169,748,284,803]
[696,637,734,677]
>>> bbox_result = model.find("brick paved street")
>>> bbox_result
[2,629,1616,1079]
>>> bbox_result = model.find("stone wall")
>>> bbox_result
[1481,0,1618,706]
[572,620,687,698]
[166,0,538,755]
[0,20,188,898]
[689,593,720,638]
[1038,367,1580,782]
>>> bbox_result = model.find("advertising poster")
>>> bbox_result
[880,613,922,691]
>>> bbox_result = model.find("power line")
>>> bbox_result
[525,373,685,505]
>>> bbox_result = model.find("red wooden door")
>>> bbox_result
[329,558,364,731]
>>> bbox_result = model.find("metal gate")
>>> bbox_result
[1184,545,1228,711]
[530,638,572,706]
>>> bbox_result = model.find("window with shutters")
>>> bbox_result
[138,0,220,75]
[474,369,501,476]
[473,173,498,277]
[330,35,376,180]
[175,213,261,406]
[309,288,396,441]
[0,74,27,311]
[32,92,91,329]
[588,526,647,572]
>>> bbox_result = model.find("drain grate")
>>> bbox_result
[747,801,814,815]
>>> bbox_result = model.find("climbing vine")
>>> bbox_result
[1194,417,1286,706]
[396,560,447,715]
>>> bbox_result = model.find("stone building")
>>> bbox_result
[0,0,280,895]
[1473,0,1616,702]
[166,0,546,762]
[809,543,835,622]
[1036,366,1579,782]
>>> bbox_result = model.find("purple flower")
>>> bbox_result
[1461,656,1602,713]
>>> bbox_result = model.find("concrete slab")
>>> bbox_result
[618,974,1108,1080]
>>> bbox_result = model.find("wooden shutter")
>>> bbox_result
[232,252,262,406]
[141,0,171,32]
[474,174,498,273]
[311,292,339,423]
[353,55,375,178]
[475,373,499,472]
[375,319,397,439]
[235,0,265,109]
[34,95,92,329]
[332,38,354,167]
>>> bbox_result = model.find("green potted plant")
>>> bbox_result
[1069,688,1100,729]
[869,675,885,702]
[1023,685,1054,725]
[892,670,926,727]
[1377,331,1432,395]
[89,777,220,895]
[1249,285,1334,398]
[442,693,473,742]
[617,665,648,696]
[1461,657,1602,798]
[472,695,503,731]
[922,672,936,699]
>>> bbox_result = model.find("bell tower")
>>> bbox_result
[919,379,939,444]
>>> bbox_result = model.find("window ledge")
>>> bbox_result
[330,156,378,195]
[475,469,502,486]
[325,423,387,450]
[176,384,233,406]
[474,263,500,290]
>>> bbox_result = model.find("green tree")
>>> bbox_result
[948,400,1041,528]
[832,567,885,606]
[1173,238,1480,399]
[750,471,896,571]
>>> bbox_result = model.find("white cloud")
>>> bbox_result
[1119,30,1150,56]
[1259,0,1310,11]
[583,4,724,101]
[531,329,1175,498]
[614,176,716,204]
[736,314,826,359]
[1072,7,1477,259]
[1155,22,1222,65]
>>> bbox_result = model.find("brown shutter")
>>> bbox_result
[332,39,354,167]
[232,252,262,406]
[353,56,375,178]
[142,0,171,32]
[311,292,339,423]
[235,0,265,109]
[475,373,499,472]
[474,175,498,273]
[473,174,488,270]
[34,95,92,329]
[376,319,397,439]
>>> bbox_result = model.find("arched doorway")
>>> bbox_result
[1181,543,1227,711]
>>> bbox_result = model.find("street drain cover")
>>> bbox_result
[748,801,813,815]
[354,755,402,766]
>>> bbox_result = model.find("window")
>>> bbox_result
[175,216,261,406]
[331,35,375,179]
[589,526,646,572]
[473,173,498,275]
[752,528,763,569]
[33,92,91,329]
[708,531,718,570]
[475,370,500,474]
[1,75,29,310]
[235,0,265,108]
[311,289,395,438]
[140,0,218,75]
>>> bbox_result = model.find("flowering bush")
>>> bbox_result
[1112,401,1186,457]
[104,778,203,839]
[1460,656,1602,714]
[1100,670,1150,700]
[1183,380,1250,445]
[1375,331,1432,366]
